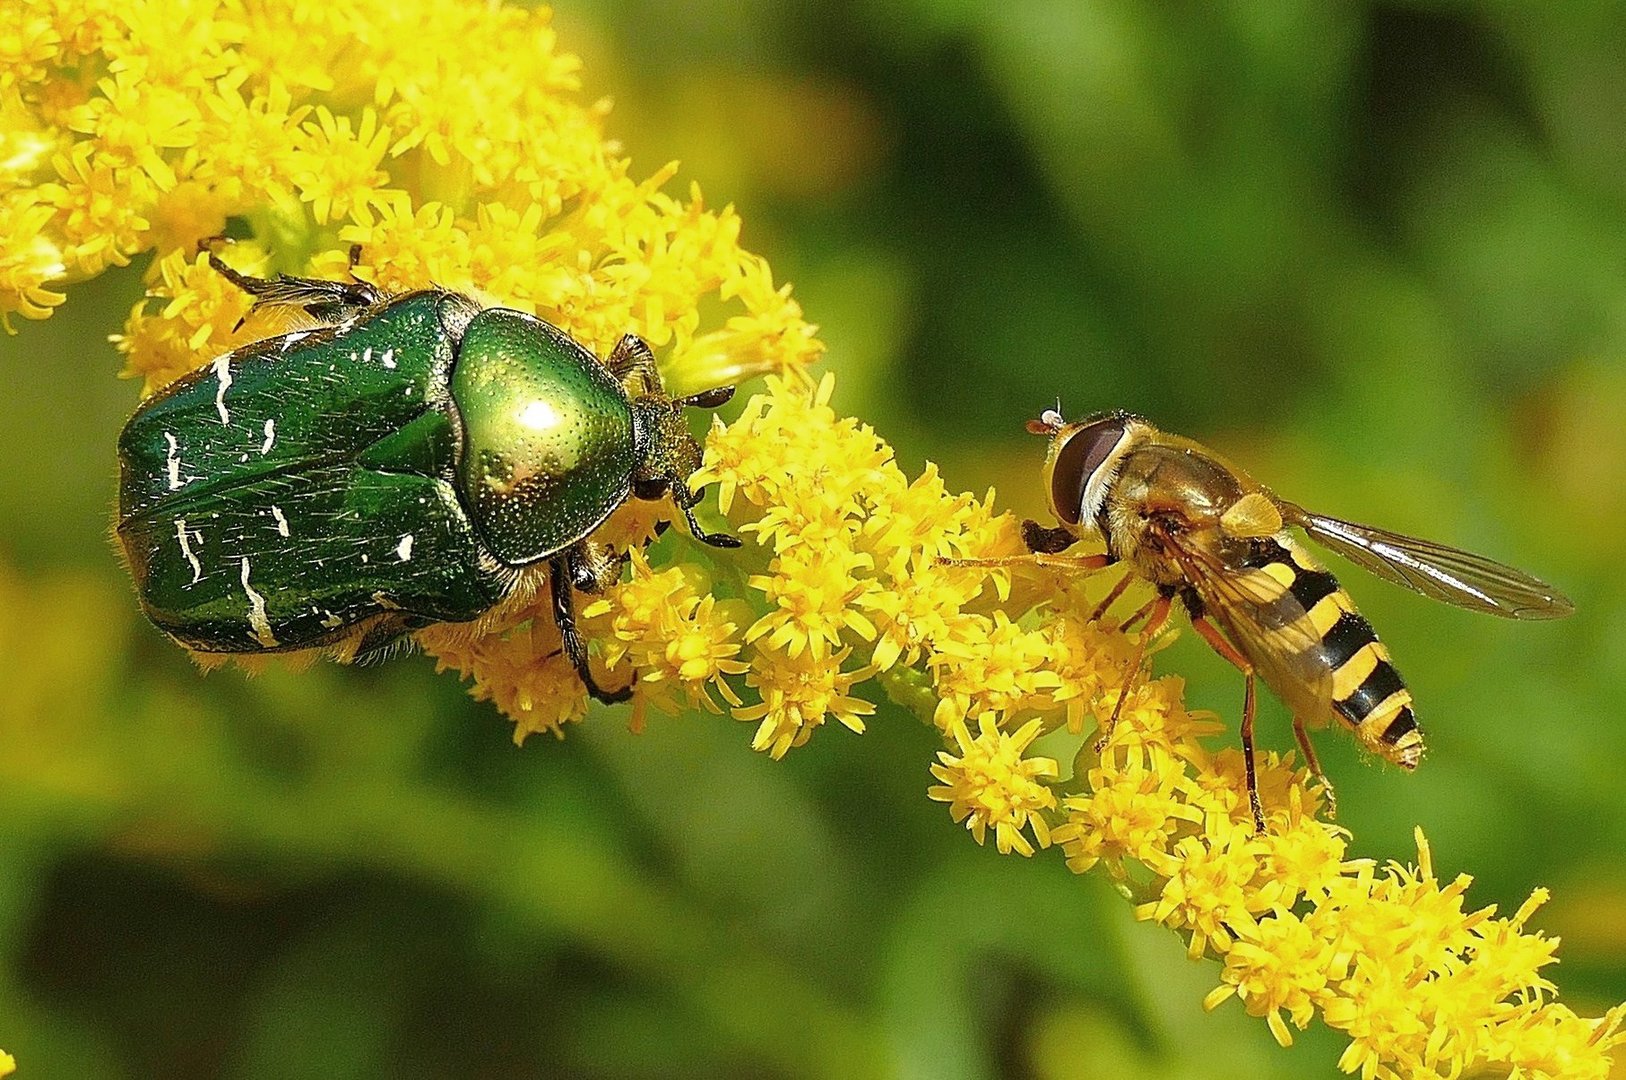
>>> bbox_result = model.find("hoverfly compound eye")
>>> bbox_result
[1049,415,1129,526]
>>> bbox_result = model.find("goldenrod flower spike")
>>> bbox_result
[11,1,1620,1074]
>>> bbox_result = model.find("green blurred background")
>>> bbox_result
[3,2,1625,1076]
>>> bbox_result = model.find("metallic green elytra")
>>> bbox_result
[116,242,740,703]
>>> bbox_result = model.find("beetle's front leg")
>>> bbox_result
[672,478,741,549]
[568,538,628,594]
[549,553,632,705]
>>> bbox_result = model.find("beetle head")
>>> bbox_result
[629,383,740,548]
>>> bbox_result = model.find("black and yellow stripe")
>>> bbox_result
[1239,538,1424,768]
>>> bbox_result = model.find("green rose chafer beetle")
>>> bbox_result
[116,242,739,702]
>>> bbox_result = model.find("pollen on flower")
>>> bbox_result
[0,194,66,328]
[1139,832,1267,958]
[1204,908,1338,1047]
[289,106,394,226]
[928,714,1058,857]
[429,617,588,744]
[860,463,976,576]
[746,541,880,660]
[1053,747,1204,874]
[856,560,983,673]
[112,245,268,393]
[41,142,151,274]
[581,552,748,714]
[1039,609,1140,735]
[733,644,874,759]
[1257,816,1354,908]
[928,612,1063,732]
[690,372,888,526]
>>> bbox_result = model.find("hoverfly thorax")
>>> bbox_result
[1038,410,1140,535]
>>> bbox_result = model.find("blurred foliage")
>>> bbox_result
[2,1,1625,1076]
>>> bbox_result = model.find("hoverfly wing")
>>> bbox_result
[1156,528,1324,659]
[1279,502,1574,620]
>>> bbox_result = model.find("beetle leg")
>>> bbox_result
[606,334,662,397]
[199,236,381,328]
[569,539,628,594]
[549,556,633,705]
[1190,615,1268,834]
[676,385,735,410]
[672,478,742,549]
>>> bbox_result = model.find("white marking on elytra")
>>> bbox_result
[270,505,290,537]
[279,330,311,353]
[164,432,184,490]
[260,418,276,454]
[175,518,202,584]
[320,610,344,629]
[380,348,396,369]
[361,553,369,564]
[240,557,277,647]
[212,356,233,425]
[395,534,414,562]
[362,346,373,364]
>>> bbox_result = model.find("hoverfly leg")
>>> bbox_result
[1239,673,1266,834]
[1190,615,1268,834]
[1115,594,1161,634]
[942,552,1110,572]
[1094,593,1173,754]
[1292,716,1337,820]
[1088,564,1135,624]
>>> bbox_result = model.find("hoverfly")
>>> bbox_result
[952,409,1573,832]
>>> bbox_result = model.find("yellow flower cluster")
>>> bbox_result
[10,1,1621,1075]
[3,0,819,392]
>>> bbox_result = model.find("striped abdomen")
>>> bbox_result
[1238,539,1424,768]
